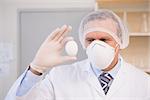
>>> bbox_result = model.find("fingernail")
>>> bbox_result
[62,25,67,28]
[68,25,72,30]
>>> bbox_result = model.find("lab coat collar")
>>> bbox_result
[91,55,122,78]
[80,56,128,98]
[80,59,106,96]
[81,59,91,72]
[105,56,128,98]
[82,55,123,73]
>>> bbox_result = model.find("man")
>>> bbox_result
[6,9,150,100]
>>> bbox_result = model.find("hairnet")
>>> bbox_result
[79,9,129,49]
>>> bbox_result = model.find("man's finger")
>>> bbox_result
[57,26,72,43]
[60,37,74,46]
[57,37,73,50]
[60,25,72,38]
[54,25,68,41]
[61,56,77,63]
[46,28,60,42]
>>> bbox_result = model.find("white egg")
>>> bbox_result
[65,40,78,56]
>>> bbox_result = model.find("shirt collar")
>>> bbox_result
[90,55,122,78]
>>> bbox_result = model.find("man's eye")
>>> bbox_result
[100,39,106,42]
[87,39,95,42]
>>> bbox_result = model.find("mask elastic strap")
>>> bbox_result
[115,43,119,52]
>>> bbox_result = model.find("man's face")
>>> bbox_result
[84,19,118,49]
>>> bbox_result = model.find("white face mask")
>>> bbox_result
[86,40,116,70]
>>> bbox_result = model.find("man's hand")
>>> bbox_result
[30,25,77,73]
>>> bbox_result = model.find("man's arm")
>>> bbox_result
[5,25,76,100]
[16,70,55,100]
[16,67,43,96]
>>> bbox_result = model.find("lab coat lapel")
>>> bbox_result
[87,72,105,96]
[82,60,105,96]
[106,60,128,98]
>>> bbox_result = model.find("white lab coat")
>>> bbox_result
[6,58,150,100]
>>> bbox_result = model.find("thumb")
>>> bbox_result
[61,56,77,63]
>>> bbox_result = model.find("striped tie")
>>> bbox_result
[98,72,114,95]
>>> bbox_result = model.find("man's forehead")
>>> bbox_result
[84,19,118,34]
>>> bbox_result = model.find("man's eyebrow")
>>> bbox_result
[99,34,112,39]
[85,37,111,41]
[85,37,94,40]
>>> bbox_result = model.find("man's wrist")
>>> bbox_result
[28,65,43,76]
